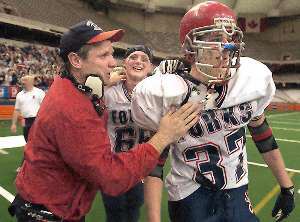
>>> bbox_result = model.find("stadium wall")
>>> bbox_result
[273,89,300,103]
[2,89,300,120]
[109,8,181,34]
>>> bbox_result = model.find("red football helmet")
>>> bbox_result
[179,1,244,84]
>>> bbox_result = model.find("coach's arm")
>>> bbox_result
[11,109,21,133]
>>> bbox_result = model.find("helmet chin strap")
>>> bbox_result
[194,63,231,85]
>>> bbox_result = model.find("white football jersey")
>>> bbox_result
[15,87,45,118]
[131,57,276,201]
[105,82,152,153]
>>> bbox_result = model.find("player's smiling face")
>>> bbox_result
[124,51,152,82]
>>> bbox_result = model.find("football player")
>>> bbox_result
[103,45,166,222]
[131,2,295,222]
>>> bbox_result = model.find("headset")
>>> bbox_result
[61,70,106,117]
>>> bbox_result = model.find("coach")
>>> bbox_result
[10,75,45,142]
[8,20,199,222]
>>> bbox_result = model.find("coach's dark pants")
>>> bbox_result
[101,182,144,222]
[23,117,36,142]
[8,194,85,222]
[168,185,260,222]
[19,117,36,167]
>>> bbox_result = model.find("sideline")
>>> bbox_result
[0,150,8,154]
[0,135,25,149]
[0,186,14,203]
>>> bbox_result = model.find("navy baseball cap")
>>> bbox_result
[124,45,153,62]
[59,19,124,61]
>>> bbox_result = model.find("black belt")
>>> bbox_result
[8,194,63,222]
[24,117,36,127]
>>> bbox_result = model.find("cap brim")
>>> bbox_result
[87,29,124,44]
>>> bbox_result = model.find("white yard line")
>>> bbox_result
[246,135,300,144]
[281,118,300,121]
[0,135,26,149]
[272,127,300,132]
[0,150,8,154]
[269,121,300,126]
[267,112,300,118]
[248,161,300,174]
[0,160,298,206]
[0,186,14,203]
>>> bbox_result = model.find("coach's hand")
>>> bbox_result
[148,102,199,153]
[272,186,295,221]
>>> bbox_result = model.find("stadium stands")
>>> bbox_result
[2,0,300,61]
[0,0,18,16]
[0,0,299,109]
[0,41,58,87]
[6,0,152,48]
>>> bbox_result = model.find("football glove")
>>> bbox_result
[272,186,295,221]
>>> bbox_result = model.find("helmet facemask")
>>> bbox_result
[183,18,244,85]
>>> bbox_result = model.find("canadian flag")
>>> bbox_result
[238,17,267,33]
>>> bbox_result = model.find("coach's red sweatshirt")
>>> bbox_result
[16,76,159,221]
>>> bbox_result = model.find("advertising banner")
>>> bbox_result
[0,86,9,98]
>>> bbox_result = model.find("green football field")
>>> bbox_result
[0,111,300,221]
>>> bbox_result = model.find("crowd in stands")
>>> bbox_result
[0,43,60,88]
